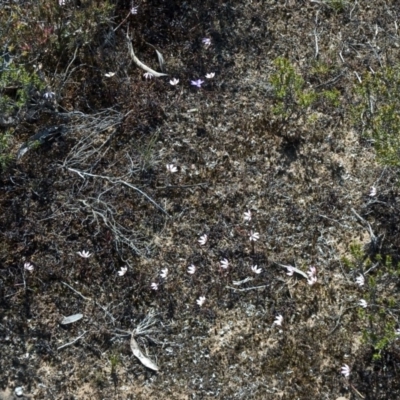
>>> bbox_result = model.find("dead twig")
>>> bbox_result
[57,331,87,350]
[126,29,167,78]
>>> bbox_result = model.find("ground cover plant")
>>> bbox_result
[2,0,400,399]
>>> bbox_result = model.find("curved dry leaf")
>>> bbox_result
[277,264,308,279]
[130,336,159,371]
[127,38,167,78]
[61,313,83,325]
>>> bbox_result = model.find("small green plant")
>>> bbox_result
[323,0,349,13]
[268,57,341,129]
[344,245,400,360]
[0,129,13,170]
[352,65,400,167]
[269,57,316,122]
[109,352,120,375]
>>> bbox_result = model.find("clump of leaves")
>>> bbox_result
[352,65,400,167]
[343,244,400,360]
[0,55,45,116]
[0,129,13,171]
[268,57,340,134]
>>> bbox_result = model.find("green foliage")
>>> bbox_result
[109,352,120,375]
[269,57,341,126]
[344,246,400,360]
[352,65,400,167]
[0,129,13,170]
[323,0,349,13]
[0,56,45,115]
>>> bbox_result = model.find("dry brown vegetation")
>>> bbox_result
[2,0,400,399]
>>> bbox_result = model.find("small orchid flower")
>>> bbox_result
[369,186,377,197]
[220,259,229,269]
[307,266,317,278]
[196,296,206,307]
[160,268,168,279]
[43,91,55,99]
[395,328,400,336]
[151,282,158,290]
[118,266,127,276]
[358,299,368,308]
[341,364,350,378]
[285,266,295,276]
[307,275,317,286]
[249,231,260,242]
[356,274,365,287]
[166,163,178,173]
[169,78,179,86]
[77,250,91,258]
[104,72,116,78]
[273,314,283,326]
[243,210,252,221]
[205,72,215,79]
[251,265,262,274]
[131,6,138,14]
[191,79,204,88]
[187,265,196,275]
[202,38,211,47]
[58,0,66,5]
[24,262,34,272]
[198,234,208,246]
[143,72,154,79]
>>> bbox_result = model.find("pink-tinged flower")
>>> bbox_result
[169,78,179,86]
[307,275,317,286]
[117,266,127,276]
[356,274,365,287]
[143,72,154,79]
[285,265,295,276]
[251,265,262,274]
[341,364,350,378]
[273,314,283,326]
[191,79,204,88]
[131,6,138,14]
[369,186,377,197]
[307,266,317,278]
[358,299,368,308]
[151,282,158,290]
[166,163,178,173]
[77,250,91,258]
[24,262,34,272]
[205,72,215,79]
[220,258,229,269]
[43,91,55,99]
[196,296,206,307]
[249,231,260,242]
[160,268,168,279]
[243,210,252,221]
[187,265,196,275]
[202,38,211,47]
[198,234,208,246]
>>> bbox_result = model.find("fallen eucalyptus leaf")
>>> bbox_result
[61,313,83,325]
[130,336,159,371]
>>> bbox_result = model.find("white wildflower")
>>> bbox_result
[77,250,91,258]
[341,364,350,378]
[198,234,208,246]
[196,296,206,307]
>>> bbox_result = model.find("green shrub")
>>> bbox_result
[353,65,400,167]
[343,244,400,360]
[268,57,341,128]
